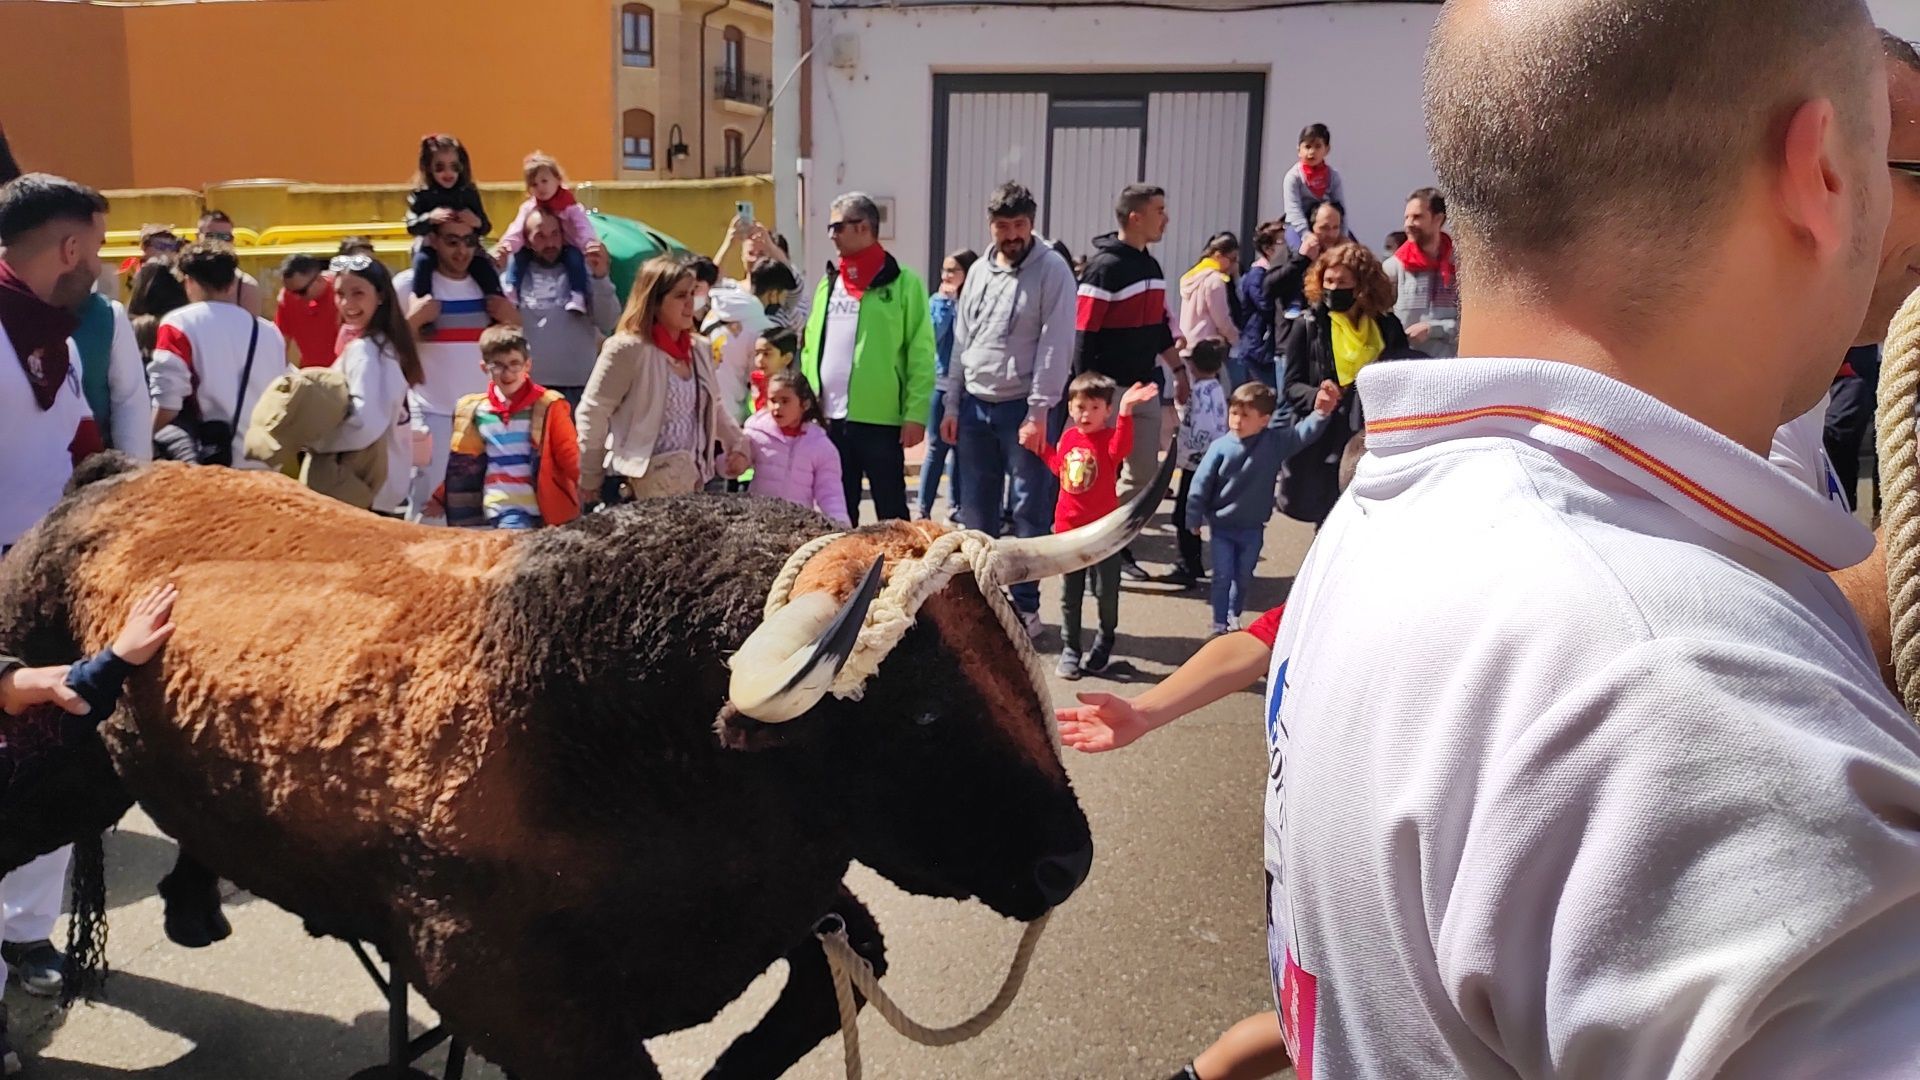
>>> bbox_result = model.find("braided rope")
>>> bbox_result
[1878,286,1920,715]
[818,912,1051,1080]
[761,527,1061,752]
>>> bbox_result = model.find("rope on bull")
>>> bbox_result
[1877,286,1920,715]
[763,527,1067,1077]
[817,911,1051,1080]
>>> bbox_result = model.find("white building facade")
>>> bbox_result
[775,0,1443,286]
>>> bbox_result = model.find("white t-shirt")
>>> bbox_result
[0,332,92,549]
[1176,375,1229,470]
[819,276,860,421]
[1264,356,1920,1079]
[148,300,289,470]
[393,269,489,416]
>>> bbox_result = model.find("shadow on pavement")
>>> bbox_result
[14,970,482,1079]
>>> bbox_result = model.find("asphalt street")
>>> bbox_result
[13,506,1315,1080]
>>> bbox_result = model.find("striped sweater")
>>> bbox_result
[1074,233,1176,387]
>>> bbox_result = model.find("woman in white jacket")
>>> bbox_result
[308,255,422,514]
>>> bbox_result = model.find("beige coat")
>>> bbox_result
[576,331,748,493]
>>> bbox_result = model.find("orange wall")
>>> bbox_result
[118,0,616,187]
[3,0,621,190]
[0,2,135,188]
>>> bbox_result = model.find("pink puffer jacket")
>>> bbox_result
[744,411,851,526]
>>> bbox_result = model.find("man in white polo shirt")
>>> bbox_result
[1265,2,1920,1077]
[0,172,110,1061]
[149,241,288,469]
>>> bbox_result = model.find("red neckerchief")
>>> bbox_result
[651,322,694,362]
[1393,233,1456,289]
[0,261,80,411]
[486,377,545,417]
[778,420,806,437]
[1301,160,1331,200]
[837,245,887,300]
[750,368,769,411]
[539,186,579,215]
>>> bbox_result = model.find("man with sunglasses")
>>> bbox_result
[799,191,936,524]
[395,219,520,524]
[196,210,262,315]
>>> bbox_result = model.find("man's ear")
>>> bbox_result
[1777,97,1847,255]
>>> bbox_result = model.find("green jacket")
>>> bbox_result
[800,252,936,428]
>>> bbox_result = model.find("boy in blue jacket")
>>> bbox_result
[1187,380,1339,635]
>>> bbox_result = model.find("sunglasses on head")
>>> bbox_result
[330,253,376,274]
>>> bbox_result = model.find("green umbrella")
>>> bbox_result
[589,211,691,305]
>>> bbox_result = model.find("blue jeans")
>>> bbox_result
[1209,524,1265,628]
[957,394,1051,614]
[918,388,959,517]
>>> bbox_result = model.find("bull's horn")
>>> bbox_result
[986,451,1176,585]
[728,557,885,723]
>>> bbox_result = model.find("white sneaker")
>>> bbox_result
[565,290,589,315]
[1018,609,1044,642]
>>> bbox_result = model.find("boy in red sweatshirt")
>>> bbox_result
[1045,372,1158,678]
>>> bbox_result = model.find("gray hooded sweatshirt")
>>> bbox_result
[941,235,1079,422]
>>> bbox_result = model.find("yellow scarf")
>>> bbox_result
[1329,310,1384,387]
[1182,255,1228,285]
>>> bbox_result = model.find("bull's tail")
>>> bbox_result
[59,830,109,1007]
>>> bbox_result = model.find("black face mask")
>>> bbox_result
[1327,287,1357,313]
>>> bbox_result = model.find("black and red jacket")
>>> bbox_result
[1074,233,1175,387]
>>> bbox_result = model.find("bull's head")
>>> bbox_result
[718,456,1174,921]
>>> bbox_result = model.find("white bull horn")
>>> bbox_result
[728,556,886,723]
[986,451,1177,586]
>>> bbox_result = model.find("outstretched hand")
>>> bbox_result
[1118,382,1158,416]
[112,583,178,666]
[1056,691,1154,753]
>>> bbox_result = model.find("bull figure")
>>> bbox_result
[0,453,1168,1079]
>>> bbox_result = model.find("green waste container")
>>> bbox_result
[588,211,691,309]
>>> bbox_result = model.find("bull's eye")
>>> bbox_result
[915,711,940,727]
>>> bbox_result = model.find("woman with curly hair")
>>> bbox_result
[1277,241,1412,524]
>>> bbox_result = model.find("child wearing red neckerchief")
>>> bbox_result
[428,326,581,528]
[493,151,606,316]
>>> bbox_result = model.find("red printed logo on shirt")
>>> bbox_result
[1061,446,1099,495]
[1280,947,1318,1080]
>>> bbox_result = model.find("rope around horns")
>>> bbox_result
[759,529,1062,1075]
[817,911,1051,1080]
[1879,285,1920,715]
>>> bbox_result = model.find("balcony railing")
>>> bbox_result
[713,66,770,107]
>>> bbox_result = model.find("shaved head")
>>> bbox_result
[1426,0,1882,307]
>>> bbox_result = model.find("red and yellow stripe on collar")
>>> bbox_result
[1369,405,1837,573]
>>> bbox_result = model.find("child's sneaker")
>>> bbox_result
[565,290,589,315]
[1018,608,1045,642]
[1084,632,1114,674]
[1208,623,1231,638]
[1056,649,1082,680]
